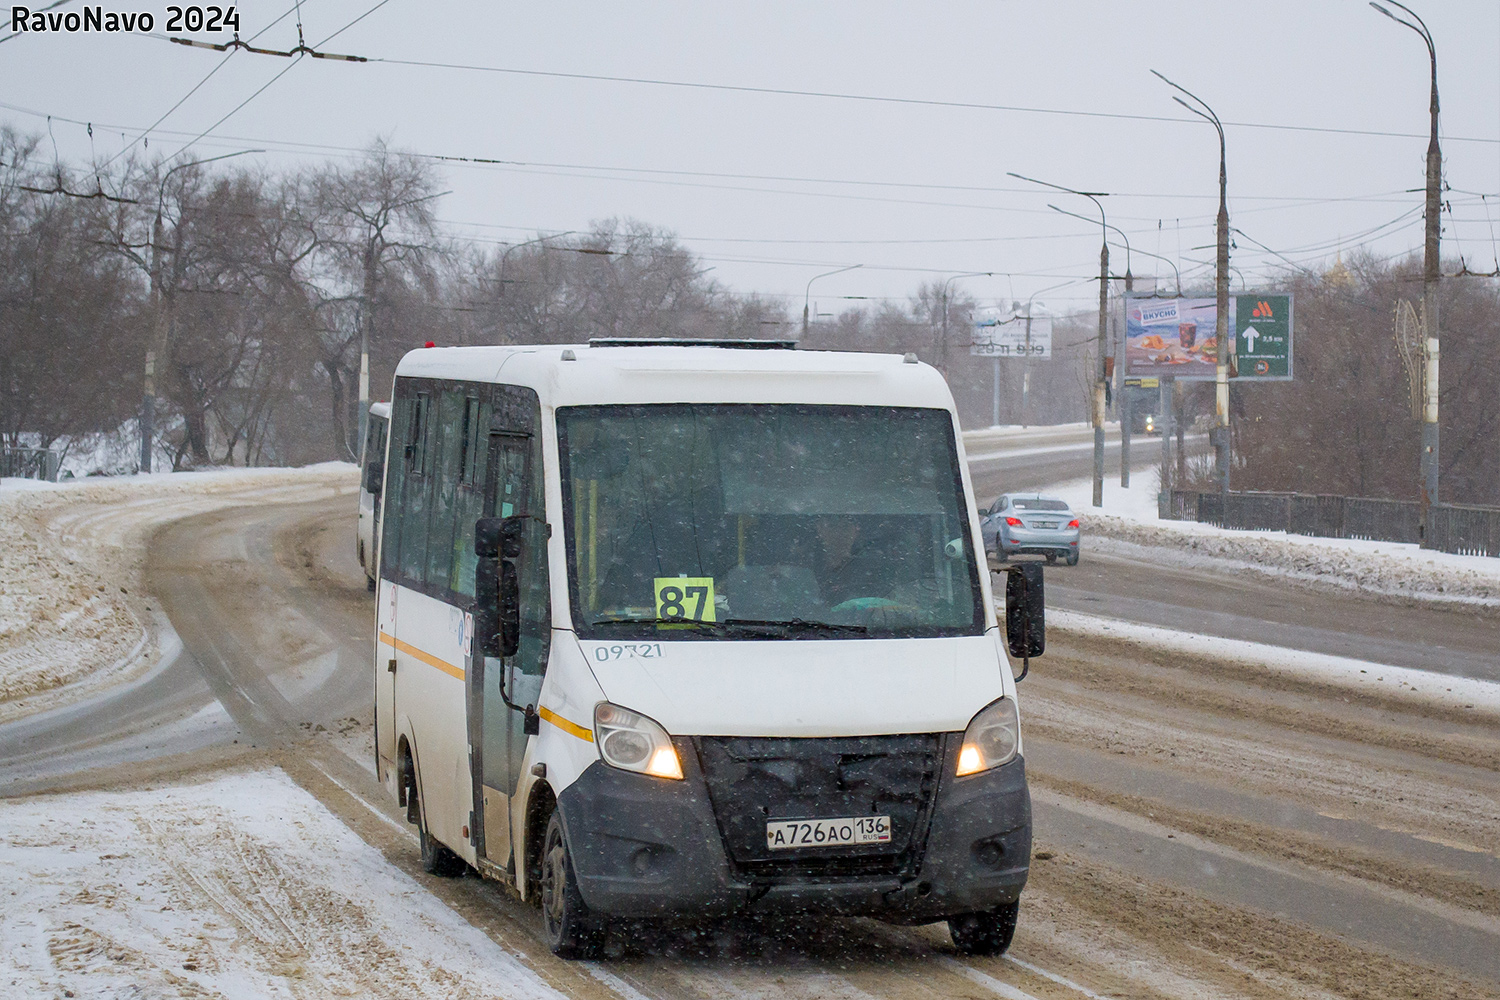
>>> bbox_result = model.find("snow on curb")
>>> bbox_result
[1047,475,1500,609]
[0,465,358,723]
[1052,609,1500,715]
[0,767,563,999]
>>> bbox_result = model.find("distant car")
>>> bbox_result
[980,493,1080,566]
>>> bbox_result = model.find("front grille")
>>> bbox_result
[690,734,946,881]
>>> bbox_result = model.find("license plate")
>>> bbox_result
[765,815,891,850]
[1034,520,1058,529]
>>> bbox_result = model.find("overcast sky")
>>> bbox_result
[4,1,1498,315]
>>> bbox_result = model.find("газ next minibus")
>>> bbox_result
[372,339,1045,959]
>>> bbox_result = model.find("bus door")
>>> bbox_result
[473,430,550,873]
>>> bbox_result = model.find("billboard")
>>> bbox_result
[972,315,1052,359]
[1124,294,1293,380]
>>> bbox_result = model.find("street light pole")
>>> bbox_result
[802,264,862,341]
[939,271,992,381]
[1053,205,1137,487]
[1012,172,1110,507]
[139,149,262,474]
[1373,0,1441,536]
[1153,70,1230,499]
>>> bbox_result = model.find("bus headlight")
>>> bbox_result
[594,702,683,780]
[956,697,1020,776]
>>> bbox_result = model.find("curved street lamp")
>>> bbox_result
[1011,171,1111,507]
[939,271,992,378]
[1372,0,1442,528]
[139,148,263,473]
[1152,69,1230,498]
[801,264,862,340]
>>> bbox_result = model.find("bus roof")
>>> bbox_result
[391,344,956,410]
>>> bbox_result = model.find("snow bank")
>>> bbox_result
[1049,473,1500,609]
[0,465,357,723]
[1052,609,1500,715]
[0,767,562,999]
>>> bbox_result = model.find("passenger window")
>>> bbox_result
[426,390,467,589]
[450,396,488,599]
[399,391,432,583]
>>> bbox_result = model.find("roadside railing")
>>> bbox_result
[0,447,61,482]
[1166,489,1499,557]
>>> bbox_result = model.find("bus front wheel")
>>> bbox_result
[540,812,606,958]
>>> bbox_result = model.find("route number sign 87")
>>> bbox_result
[654,577,717,623]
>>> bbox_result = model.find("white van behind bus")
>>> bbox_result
[371,339,1044,958]
[357,401,390,590]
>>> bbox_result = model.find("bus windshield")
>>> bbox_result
[558,403,985,640]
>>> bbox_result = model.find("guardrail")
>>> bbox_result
[1,447,62,482]
[1167,489,1498,557]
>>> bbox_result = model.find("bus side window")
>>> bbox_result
[426,390,467,590]
[399,390,433,583]
[380,395,411,580]
[450,396,488,599]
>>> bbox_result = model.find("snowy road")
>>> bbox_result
[2,437,1498,998]
[963,426,1500,683]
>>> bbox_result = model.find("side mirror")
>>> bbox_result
[475,516,524,659]
[1004,563,1045,674]
[363,461,383,495]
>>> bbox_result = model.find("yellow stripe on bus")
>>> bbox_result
[378,631,465,681]
[539,705,594,743]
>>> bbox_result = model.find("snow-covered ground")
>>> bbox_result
[1047,472,1500,609]
[0,466,358,723]
[1052,609,1500,715]
[0,767,563,1000]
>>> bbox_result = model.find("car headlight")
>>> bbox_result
[593,702,683,780]
[956,697,1020,776]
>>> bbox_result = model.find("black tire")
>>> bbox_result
[948,900,1020,956]
[409,772,466,877]
[539,812,606,958]
[1065,550,1080,566]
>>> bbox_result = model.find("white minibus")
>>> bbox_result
[372,339,1044,959]
[357,401,391,590]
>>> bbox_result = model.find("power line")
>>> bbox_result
[166,0,395,160]
[358,54,1500,147]
[0,0,72,45]
[100,0,311,168]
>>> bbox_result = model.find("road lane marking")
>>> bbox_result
[936,956,1045,1000]
[1005,956,1112,1000]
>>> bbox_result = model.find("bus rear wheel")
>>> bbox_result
[948,900,1020,956]
[540,812,606,959]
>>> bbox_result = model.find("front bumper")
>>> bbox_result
[555,741,1031,923]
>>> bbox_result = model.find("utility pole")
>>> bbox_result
[1011,172,1110,507]
[1153,71,1230,498]
[802,264,862,342]
[1373,0,1441,537]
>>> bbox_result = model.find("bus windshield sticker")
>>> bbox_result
[653,577,717,624]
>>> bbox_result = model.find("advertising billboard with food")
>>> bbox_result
[1124,295,1293,381]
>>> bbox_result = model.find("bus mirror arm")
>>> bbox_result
[1004,563,1046,677]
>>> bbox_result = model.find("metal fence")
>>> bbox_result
[0,447,61,482]
[1167,489,1496,557]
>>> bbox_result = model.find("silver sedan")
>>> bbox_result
[980,493,1080,566]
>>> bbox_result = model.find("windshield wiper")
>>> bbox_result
[589,616,867,637]
[723,617,868,636]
